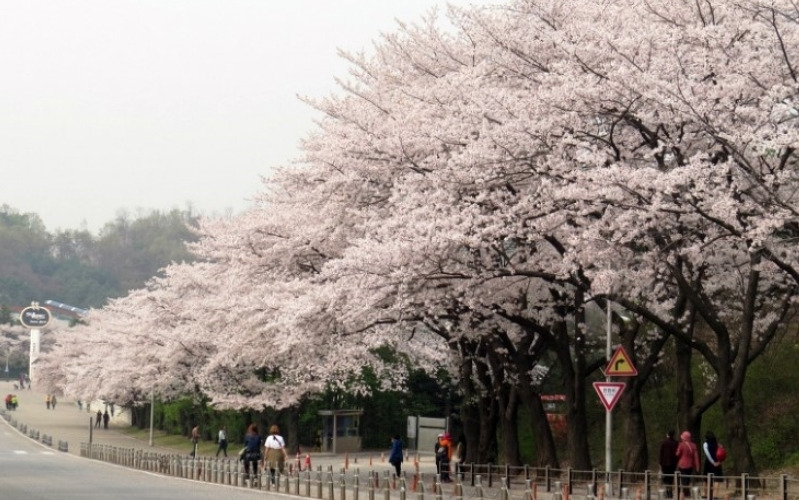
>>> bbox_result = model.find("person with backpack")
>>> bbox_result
[263,425,287,485]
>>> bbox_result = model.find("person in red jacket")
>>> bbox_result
[676,431,700,498]
[435,433,452,482]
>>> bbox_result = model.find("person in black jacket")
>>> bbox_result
[703,431,724,499]
[434,433,452,483]
[242,423,262,485]
[659,430,678,498]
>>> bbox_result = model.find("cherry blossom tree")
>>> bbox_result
[300,0,799,474]
[516,0,799,475]
[37,0,799,477]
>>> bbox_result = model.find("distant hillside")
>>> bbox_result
[0,205,199,310]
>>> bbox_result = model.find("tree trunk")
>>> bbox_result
[498,387,521,466]
[675,338,702,439]
[618,319,669,472]
[459,400,481,464]
[518,386,559,467]
[477,398,499,464]
[284,406,299,454]
[619,378,648,472]
[457,367,482,464]
[720,381,757,477]
[555,327,591,469]
[474,347,499,464]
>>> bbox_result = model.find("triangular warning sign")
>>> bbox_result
[593,381,626,411]
[604,346,638,376]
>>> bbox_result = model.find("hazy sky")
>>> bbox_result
[0,0,499,233]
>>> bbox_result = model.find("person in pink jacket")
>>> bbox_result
[676,431,700,498]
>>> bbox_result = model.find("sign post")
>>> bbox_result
[19,302,52,387]
[598,336,638,479]
[604,301,613,475]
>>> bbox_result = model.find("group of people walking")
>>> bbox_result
[660,430,726,499]
[94,409,110,429]
[44,394,57,409]
[188,423,288,487]
[240,424,288,486]
[387,431,464,481]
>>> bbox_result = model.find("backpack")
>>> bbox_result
[716,444,727,462]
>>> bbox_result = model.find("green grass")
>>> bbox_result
[117,427,223,456]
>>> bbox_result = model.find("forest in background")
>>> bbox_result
[0,204,199,310]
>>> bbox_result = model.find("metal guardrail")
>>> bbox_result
[453,464,798,500]
[1,409,796,500]
[67,447,799,500]
[72,443,537,500]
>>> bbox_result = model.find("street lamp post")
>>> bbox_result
[149,391,155,446]
[605,297,613,476]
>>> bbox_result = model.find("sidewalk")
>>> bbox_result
[0,380,436,476]
[0,380,181,457]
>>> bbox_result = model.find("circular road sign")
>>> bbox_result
[19,306,52,329]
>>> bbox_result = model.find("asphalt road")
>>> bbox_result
[0,424,284,500]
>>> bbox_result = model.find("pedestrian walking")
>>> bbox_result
[95,409,102,428]
[263,425,287,485]
[388,434,403,476]
[190,425,200,456]
[242,423,262,485]
[703,431,724,499]
[103,409,110,429]
[216,426,228,457]
[676,431,700,498]
[45,394,51,409]
[50,394,57,409]
[659,430,678,498]
[435,433,452,482]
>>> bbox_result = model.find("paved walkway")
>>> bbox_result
[0,381,437,476]
[0,380,182,456]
